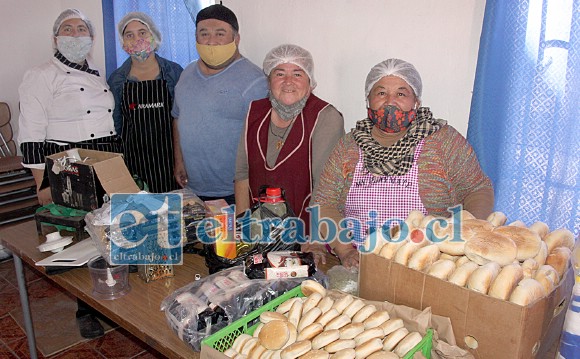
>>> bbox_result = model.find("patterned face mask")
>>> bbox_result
[56,36,93,64]
[123,37,155,62]
[367,105,417,133]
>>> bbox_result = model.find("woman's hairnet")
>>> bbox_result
[263,44,317,88]
[117,12,162,50]
[53,8,94,37]
[364,58,422,100]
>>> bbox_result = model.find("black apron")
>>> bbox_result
[121,73,178,193]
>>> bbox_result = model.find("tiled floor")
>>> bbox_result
[0,257,167,359]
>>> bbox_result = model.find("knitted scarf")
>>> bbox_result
[352,107,446,176]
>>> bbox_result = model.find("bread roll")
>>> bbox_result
[448,261,480,287]
[394,240,428,266]
[408,244,441,272]
[363,311,390,329]
[545,246,572,278]
[332,295,355,314]
[281,340,312,359]
[261,311,290,324]
[352,305,377,323]
[367,351,398,359]
[379,238,407,260]
[317,296,335,314]
[493,226,542,260]
[467,262,501,294]
[277,298,302,315]
[339,322,365,340]
[249,344,267,359]
[377,318,404,336]
[362,230,389,255]
[486,211,507,227]
[232,333,253,353]
[440,253,460,261]
[406,210,425,229]
[254,323,265,338]
[354,338,383,359]
[271,350,282,359]
[312,329,340,350]
[533,266,556,294]
[303,293,324,314]
[241,337,260,356]
[509,278,546,306]
[464,232,517,266]
[300,350,330,359]
[455,255,471,267]
[461,219,495,238]
[508,220,526,227]
[536,264,560,285]
[533,241,548,267]
[301,280,327,297]
[544,229,575,252]
[298,307,322,332]
[521,258,538,279]
[354,327,385,346]
[297,322,324,342]
[393,331,423,357]
[382,327,409,351]
[260,321,291,350]
[288,300,304,327]
[488,263,524,300]
[343,299,366,319]
[317,308,340,327]
[325,339,356,353]
[331,348,356,359]
[224,348,237,358]
[529,221,549,239]
[283,322,298,349]
[426,259,456,280]
[326,314,351,331]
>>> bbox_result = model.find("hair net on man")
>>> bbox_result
[364,58,422,100]
[263,44,317,88]
[53,8,95,37]
[117,12,162,50]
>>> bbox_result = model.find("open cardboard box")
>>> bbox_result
[46,149,139,211]
[359,253,574,359]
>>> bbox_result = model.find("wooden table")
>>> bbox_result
[0,220,339,359]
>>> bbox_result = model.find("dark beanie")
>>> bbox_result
[196,4,239,31]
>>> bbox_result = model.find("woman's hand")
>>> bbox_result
[301,242,328,267]
[37,187,53,206]
[335,246,359,269]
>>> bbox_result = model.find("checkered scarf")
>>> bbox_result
[353,107,446,176]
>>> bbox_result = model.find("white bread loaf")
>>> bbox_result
[509,278,546,306]
[488,263,524,300]
[544,229,575,253]
[464,231,517,266]
[493,226,542,261]
[486,211,507,227]
[467,262,501,295]
[408,244,441,272]
[545,246,572,278]
[426,259,457,280]
[533,241,548,266]
[521,258,538,279]
[529,221,549,239]
[448,261,480,287]
[394,240,428,266]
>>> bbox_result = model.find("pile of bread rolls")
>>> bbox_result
[222,280,425,359]
[365,210,575,306]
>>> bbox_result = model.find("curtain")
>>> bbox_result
[467,0,579,235]
[102,0,212,77]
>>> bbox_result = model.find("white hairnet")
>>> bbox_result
[263,44,317,88]
[118,12,162,50]
[53,8,94,37]
[365,59,422,100]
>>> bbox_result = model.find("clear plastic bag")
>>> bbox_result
[327,265,359,296]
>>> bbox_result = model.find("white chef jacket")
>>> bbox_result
[18,57,116,169]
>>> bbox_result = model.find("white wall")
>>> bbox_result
[1,0,485,147]
[0,0,105,148]
[224,0,486,134]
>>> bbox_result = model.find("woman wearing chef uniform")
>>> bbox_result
[18,8,120,206]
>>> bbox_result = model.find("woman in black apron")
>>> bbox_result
[108,12,183,193]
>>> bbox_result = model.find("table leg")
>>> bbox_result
[13,255,38,359]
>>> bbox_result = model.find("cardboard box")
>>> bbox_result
[46,149,139,211]
[359,253,574,359]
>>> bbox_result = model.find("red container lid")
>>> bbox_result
[262,187,284,203]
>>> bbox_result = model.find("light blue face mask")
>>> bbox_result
[56,36,93,64]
